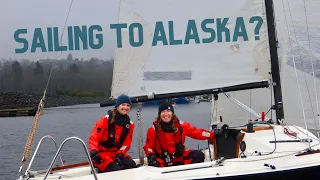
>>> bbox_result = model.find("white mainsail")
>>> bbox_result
[111,0,271,97]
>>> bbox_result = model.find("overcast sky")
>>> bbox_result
[1,0,319,62]
[0,0,118,61]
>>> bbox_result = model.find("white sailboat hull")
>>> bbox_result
[23,124,320,180]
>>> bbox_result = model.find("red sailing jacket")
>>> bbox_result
[89,114,134,155]
[144,118,214,158]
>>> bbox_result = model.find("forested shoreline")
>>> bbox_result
[0,53,113,109]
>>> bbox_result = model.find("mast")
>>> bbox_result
[264,0,284,124]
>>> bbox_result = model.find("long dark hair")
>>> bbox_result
[110,108,117,124]
[155,114,178,135]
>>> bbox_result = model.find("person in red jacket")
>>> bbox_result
[89,94,136,172]
[144,101,226,167]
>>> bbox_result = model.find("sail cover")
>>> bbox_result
[111,0,271,97]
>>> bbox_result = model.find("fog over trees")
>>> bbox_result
[0,53,114,97]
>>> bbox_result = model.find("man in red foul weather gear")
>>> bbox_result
[89,94,136,172]
[144,101,226,167]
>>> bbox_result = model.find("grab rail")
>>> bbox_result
[43,137,98,180]
[24,135,64,177]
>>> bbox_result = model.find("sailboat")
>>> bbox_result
[18,0,320,179]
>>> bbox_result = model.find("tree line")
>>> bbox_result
[0,53,114,97]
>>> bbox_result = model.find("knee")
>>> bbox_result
[122,157,137,169]
[103,162,122,172]
[191,150,205,163]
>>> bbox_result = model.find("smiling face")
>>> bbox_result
[160,109,173,123]
[116,103,131,115]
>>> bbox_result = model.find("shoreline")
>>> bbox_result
[0,92,107,110]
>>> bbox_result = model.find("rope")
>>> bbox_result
[289,124,320,143]
[283,126,298,139]
[17,96,46,178]
[17,0,74,178]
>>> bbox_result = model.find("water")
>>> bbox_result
[1,100,319,180]
[0,102,216,180]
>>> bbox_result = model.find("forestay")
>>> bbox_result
[111,0,271,97]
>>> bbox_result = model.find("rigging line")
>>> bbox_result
[110,0,123,97]
[228,142,320,163]
[60,0,74,48]
[299,0,318,131]
[137,103,145,166]
[226,95,260,118]
[46,0,74,91]
[258,122,277,156]
[210,94,218,127]
[44,0,74,94]
[208,94,217,162]
[287,0,316,124]
[268,37,273,122]
[17,0,75,178]
[302,0,320,134]
[284,0,311,148]
[290,124,320,142]
[249,90,252,121]
[221,90,265,120]
[270,75,273,122]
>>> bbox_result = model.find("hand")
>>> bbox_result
[214,124,229,138]
[147,154,160,167]
[90,150,101,164]
[208,135,215,145]
[115,153,124,167]
[221,124,229,131]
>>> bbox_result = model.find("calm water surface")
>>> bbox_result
[0,101,318,180]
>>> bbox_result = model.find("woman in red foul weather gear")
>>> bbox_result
[144,101,224,167]
[89,94,136,172]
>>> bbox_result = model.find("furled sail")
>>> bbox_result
[111,0,271,97]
